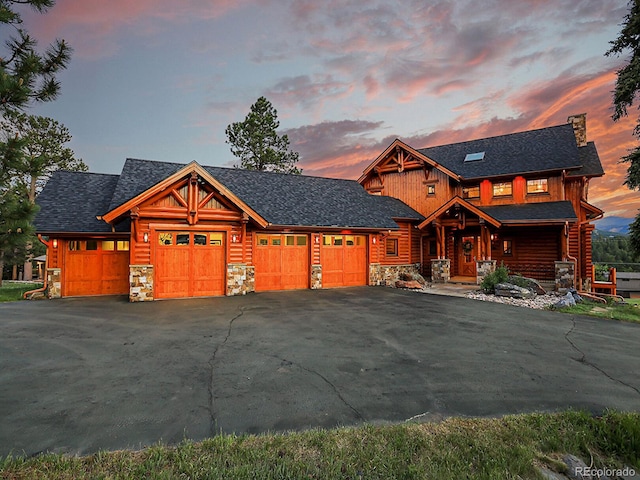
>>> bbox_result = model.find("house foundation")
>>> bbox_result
[311,265,322,289]
[369,263,421,286]
[129,265,154,302]
[46,268,61,299]
[226,264,255,296]
[555,261,575,292]
[431,259,451,283]
[476,260,497,285]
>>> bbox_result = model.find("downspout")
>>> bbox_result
[23,234,52,299]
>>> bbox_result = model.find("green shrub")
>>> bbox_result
[480,263,509,293]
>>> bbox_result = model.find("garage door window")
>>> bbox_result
[194,233,207,246]
[159,233,173,245]
[209,233,223,246]
[176,233,190,245]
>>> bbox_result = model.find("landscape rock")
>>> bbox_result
[395,280,424,289]
[508,275,546,295]
[494,283,536,299]
[399,271,428,286]
[553,292,577,309]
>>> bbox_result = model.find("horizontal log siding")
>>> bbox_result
[228,225,244,264]
[411,226,421,264]
[380,222,411,265]
[494,227,561,280]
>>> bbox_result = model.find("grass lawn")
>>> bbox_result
[1,410,638,479]
[0,282,43,302]
[555,298,640,323]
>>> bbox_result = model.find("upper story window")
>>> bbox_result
[526,178,548,194]
[493,181,512,197]
[462,185,480,199]
[427,184,436,195]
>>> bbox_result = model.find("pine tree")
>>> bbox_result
[225,96,301,174]
[0,0,71,283]
[607,0,640,256]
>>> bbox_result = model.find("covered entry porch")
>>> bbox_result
[418,197,578,287]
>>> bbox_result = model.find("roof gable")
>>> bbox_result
[358,139,460,184]
[418,124,583,180]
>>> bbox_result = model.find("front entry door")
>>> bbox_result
[458,235,477,276]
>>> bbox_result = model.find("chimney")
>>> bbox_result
[567,113,587,147]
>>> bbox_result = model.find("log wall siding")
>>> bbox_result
[494,227,561,280]
[380,222,412,265]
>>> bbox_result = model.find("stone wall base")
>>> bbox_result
[369,263,421,286]
[431,259,451,283]
[311,264,322,289]
[476,260,496,285]
[130,265,154,302]
[227,264,255,296]
[555,261,575,293]
[46,268,61,299]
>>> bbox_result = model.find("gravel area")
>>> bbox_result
[464,290,565,309]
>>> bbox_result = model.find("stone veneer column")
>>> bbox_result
[431,259,451,283]
[46,268,61,299]
[226,264,255,296]
[310,265,322,289]
[476,260,496,285]
[555,261,575,293]
[129,265,154,302]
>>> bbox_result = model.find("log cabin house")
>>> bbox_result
[359,113,604,290]
[34,113,603,301]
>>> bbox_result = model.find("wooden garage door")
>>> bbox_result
[254,234,309,291]
[155,231,225,299]
[321,235,368,288]
[64,240,129,296]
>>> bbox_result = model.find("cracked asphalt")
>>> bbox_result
[1,287,639,456]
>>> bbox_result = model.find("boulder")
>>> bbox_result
[553,292,577,309]
[508,275,546,295]
[494,283,536,299]
[399,271,428,286]
[395,280,424,289]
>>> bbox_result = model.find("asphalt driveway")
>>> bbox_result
[1,287,639,456]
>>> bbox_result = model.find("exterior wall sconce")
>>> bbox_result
[52,238,58,248]
[315,235,320,244]
[143,232,149,243]
[372,236,377,244]
[231,234,241,243]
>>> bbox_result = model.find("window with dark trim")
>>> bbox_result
[427,184,436,195]
[526,178,548,194]
[502,240,513,256]
[493,181,512,197]
[462,185,480,199]
[386,238,398,256]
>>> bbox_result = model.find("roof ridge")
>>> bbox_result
[418,122,573,151]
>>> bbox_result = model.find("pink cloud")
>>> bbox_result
[26,0,250,58]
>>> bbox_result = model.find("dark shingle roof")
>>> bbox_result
[36,159,424,233]
[569,142,604,177]
[418,124,586,179]
[479,201,577,223]
[34,171,129,233]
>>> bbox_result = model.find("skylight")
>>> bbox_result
[464,151,485,162]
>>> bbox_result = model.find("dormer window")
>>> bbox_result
[493,181,512,197]
[527,178,548,194]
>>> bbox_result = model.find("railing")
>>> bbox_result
[593,262,640,273]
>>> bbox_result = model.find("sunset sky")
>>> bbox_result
[19,0,640,219]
